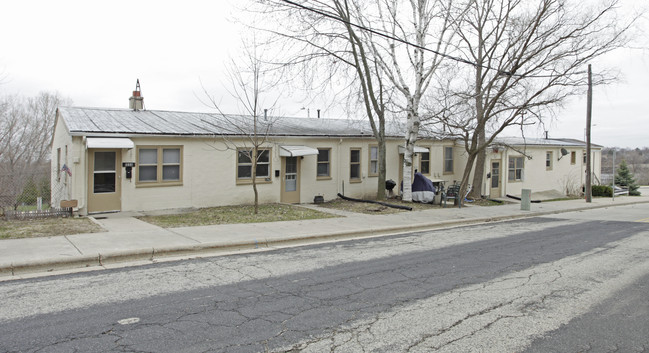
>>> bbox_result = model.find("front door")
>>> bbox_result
[490,160,501,198]
[88,149,121,213]
[281,157,300,203]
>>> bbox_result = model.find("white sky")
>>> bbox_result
[1,0,647,148]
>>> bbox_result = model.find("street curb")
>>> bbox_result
[2,199,648,278]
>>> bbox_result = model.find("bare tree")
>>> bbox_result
[246,0,392,199]
[253,0,456,201]
[361,0,456,202]
[427,0,637,204]
[201,43,280,214]
[344,1,398,199]
[0,92,70,209]
[331,0,392,199]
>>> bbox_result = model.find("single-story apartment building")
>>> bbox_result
[481,137,602,199]
[51,92,601,214]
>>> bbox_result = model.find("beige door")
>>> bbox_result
[490,160,501,198]
[281,157,300,203]
[88,149,121,213]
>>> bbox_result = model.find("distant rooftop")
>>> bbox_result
[494,136,602,148]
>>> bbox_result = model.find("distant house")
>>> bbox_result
[50,90,602,214]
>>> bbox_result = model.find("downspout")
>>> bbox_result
[580,148,585,188]
[81,136,88,214]
[483,151,488,197]
[337,138,343,195]
[503,148,508,198]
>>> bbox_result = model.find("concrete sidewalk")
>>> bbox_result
[2,190,649,278]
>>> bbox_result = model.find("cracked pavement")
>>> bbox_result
[1,204,649,352]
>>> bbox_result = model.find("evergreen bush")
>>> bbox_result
[615,160,641,196]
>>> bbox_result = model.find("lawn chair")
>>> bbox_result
[443,184,460,207]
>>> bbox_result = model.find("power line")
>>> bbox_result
[276,0,572,79]
[277,0,511,75]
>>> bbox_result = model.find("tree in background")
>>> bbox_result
[601,147,649,186]
[615,160,640,196]
[0,92,70,209]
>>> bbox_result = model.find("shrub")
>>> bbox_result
[16,178,38,205]
[592,185,612,197]
[616,160,641,196]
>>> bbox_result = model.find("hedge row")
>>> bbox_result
[592,185,612,197]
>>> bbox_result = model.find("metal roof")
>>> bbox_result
[59,107,595,146]
[493,136,602,148]
[58,106,408,138]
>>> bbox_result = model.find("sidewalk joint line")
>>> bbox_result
[166,229,202,244]
[64,236,84,255]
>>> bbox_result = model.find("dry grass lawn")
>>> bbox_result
[137,203,338,228]
[0,217,103,239]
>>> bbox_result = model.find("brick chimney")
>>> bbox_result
[129,79,144,111]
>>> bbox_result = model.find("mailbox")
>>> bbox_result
[123,162,136,179]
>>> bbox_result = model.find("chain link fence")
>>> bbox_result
[0,164,69,217]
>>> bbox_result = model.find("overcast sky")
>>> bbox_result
[1,0,647,148]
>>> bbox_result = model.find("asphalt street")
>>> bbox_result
[524,271,649,352]
[1,204,648,352]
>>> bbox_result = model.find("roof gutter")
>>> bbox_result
[67,131,412,140]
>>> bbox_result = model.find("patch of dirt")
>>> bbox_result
[318,198,438,214]
[0,217,103,239]
[319,196,507,214]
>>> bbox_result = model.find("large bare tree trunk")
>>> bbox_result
[402,106,420,202]
[377,137,387,200]
[458,152,478,207]
[470,129,486,199]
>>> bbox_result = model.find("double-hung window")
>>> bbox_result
[237,148,271,182]
[420,148,430,174]
[56,148,61,182]
[317,148,331,179]
[137,146,183,186]
[368,145,379,177]
[546,151,553,170]
[350,148,361,182]
[508,156,524,181]
[444,146,453,173]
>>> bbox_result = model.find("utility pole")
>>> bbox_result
[585,64,592,203]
